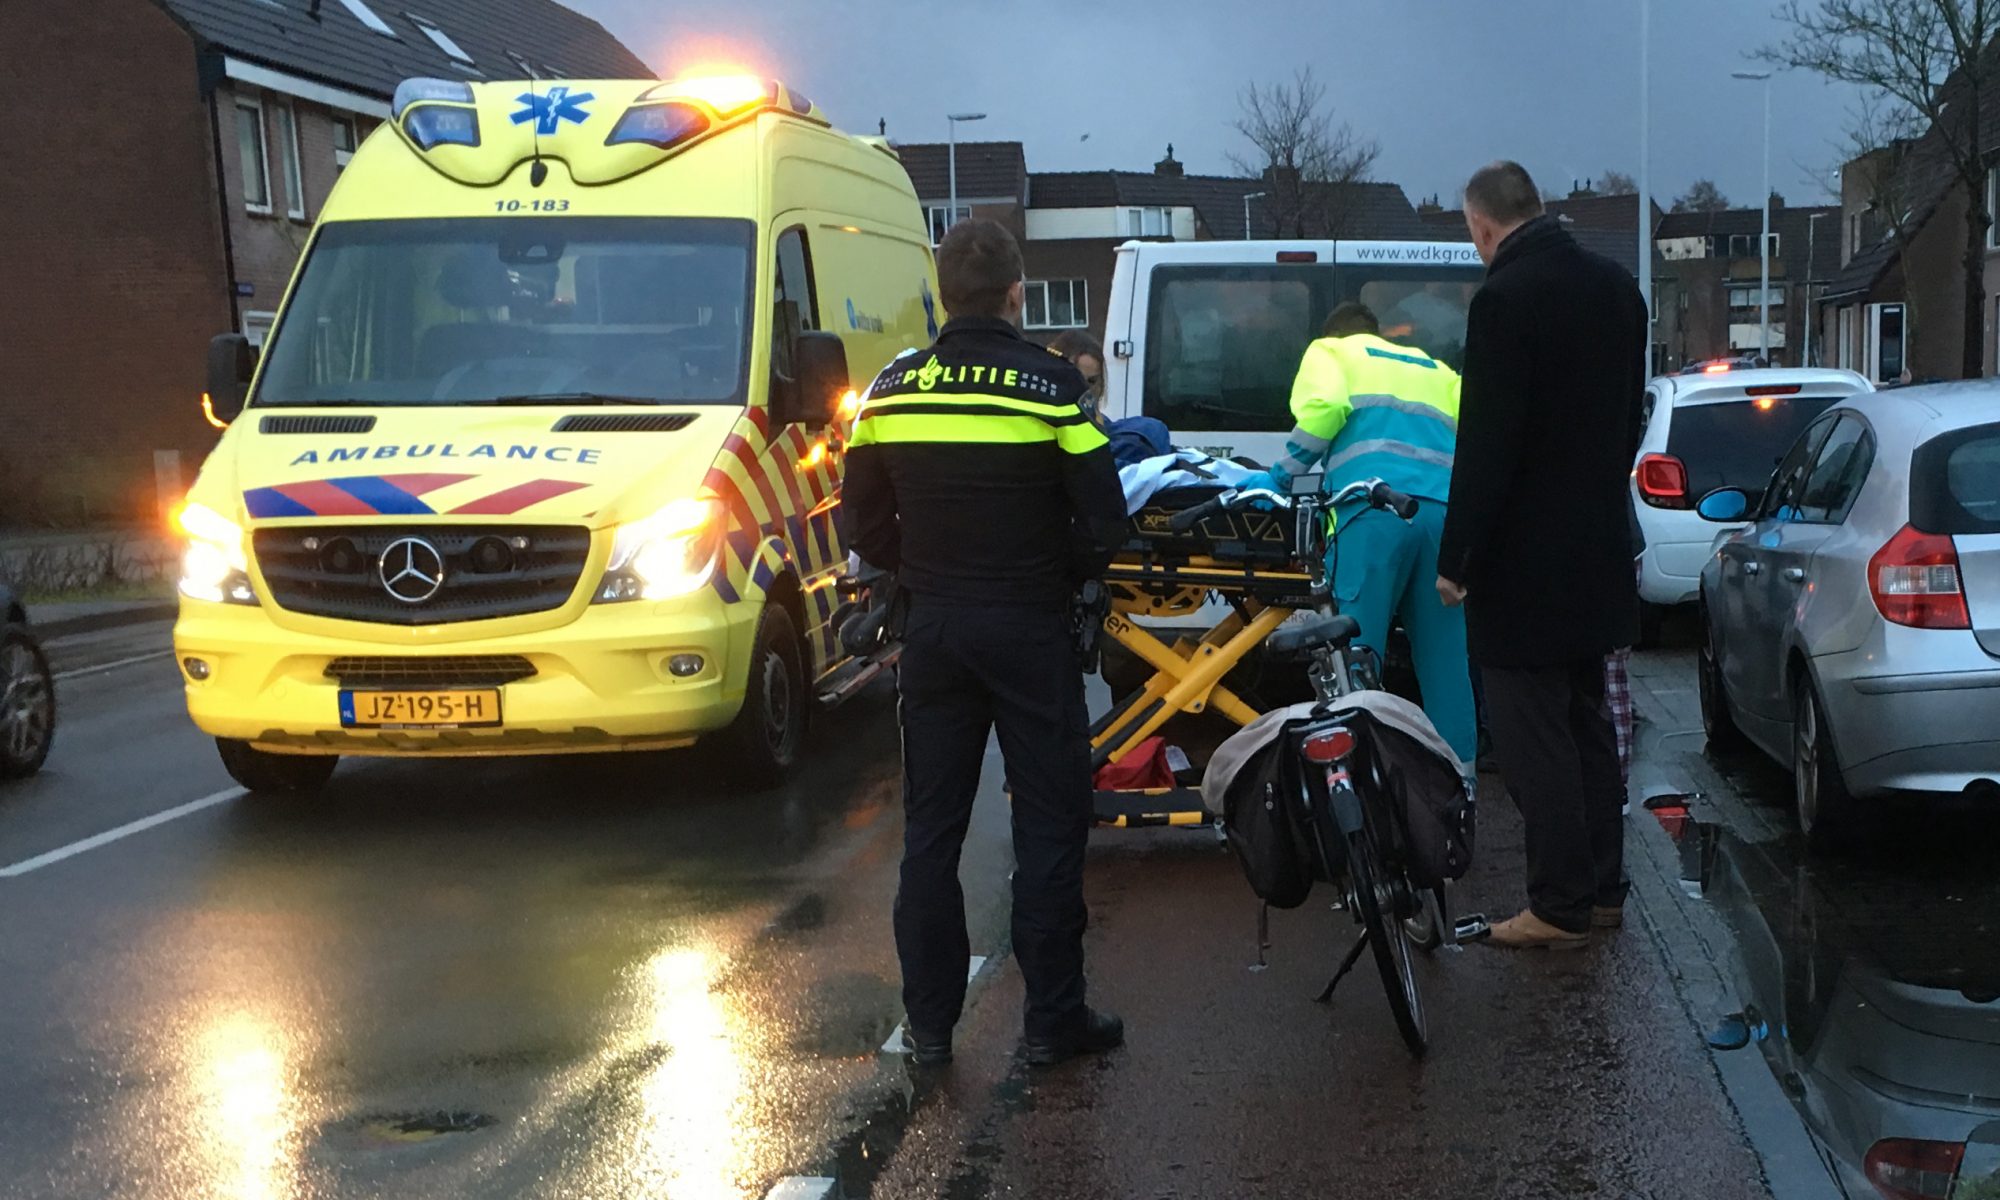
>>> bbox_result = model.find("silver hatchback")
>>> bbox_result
[1695,384,2000,848]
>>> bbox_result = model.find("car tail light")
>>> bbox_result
[1870,525,1971,629]
[1864,1138,1964,1200]
[1744,384,1803,397]
[1301,728,1355,763]
[1636,453,1690,509]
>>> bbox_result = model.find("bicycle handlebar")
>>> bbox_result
[1164,478,1418,533]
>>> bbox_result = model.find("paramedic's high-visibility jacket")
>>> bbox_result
[1274,333,1462,501]
[842,317,1126,609]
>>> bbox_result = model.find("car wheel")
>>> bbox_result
[216,738,337,796]
[1697,604,1746,753]
[717,604,806,788]
[1791,683,1858,852]
[0,627,56,779]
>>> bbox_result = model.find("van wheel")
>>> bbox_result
[1698,604,1746,754]
[216,739,337,796]
[0,627,56,779]
[1792,683,1858,853]
[718,606,806,788]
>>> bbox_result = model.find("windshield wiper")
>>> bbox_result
[255,398,413,408]
[486,392,665,407]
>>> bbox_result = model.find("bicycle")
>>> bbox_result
[1169,477,1453,1057]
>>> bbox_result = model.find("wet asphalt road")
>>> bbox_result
[7,618,1998,1198]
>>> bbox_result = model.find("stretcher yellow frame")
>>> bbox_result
[1089,551,1319,828]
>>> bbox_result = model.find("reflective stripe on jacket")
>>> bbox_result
[1288,333,1461,502]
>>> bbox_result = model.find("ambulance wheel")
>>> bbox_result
[0,627,55,779]
[216,739,337,796]
[719,606,806,789]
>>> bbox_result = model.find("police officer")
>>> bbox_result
[1238,302,1477,768]
[843,218,1127,1067]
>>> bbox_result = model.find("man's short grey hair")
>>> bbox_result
[1464,161,1544,225]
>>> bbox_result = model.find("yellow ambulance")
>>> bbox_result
[175,74,937,792]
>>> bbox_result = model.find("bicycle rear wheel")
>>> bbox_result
[1346,818,1428,1057]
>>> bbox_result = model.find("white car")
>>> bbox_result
[1633,365,1873,614]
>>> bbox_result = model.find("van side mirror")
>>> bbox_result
[775,331,850,427]
[205,333,256,426]
[1696,487,1751,523]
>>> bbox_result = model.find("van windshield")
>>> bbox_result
[254,217,755,408]
[1142,263,1479,432]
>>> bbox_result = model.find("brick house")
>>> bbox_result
[0,0,647,525]
[893,143,1432,342]
[1654,200,1842,370]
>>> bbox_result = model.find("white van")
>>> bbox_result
[1096,239,1487,464]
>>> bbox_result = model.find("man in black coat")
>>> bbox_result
[1435,161,1647,950]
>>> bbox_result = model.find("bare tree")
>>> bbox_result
[1599,170,1640,196]
[1765,0,2000,379]
[1672,179,1733,213]
[1227,67,1380,238]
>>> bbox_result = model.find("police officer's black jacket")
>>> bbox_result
[842,317,1126,609]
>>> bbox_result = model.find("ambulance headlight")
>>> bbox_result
[598,497,723,602]
[177,502,258,605]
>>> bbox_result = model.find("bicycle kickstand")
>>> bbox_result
[1313,929,1372,1004]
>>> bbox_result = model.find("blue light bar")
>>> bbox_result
[404,105,480,150]
[605,102,710,150]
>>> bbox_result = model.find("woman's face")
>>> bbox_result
[1075,354,1105,395]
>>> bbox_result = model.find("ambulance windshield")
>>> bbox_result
[254,217,755,407]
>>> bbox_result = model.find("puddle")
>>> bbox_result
[322,1109,499,1150]
[1659,799,2000,1197]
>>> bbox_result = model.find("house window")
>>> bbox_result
[1123,207,1172,237]
[1726,285,1785,310]
[242,310,278,349]
[235,97,271,214]
[1726,232,1781,258]
[274,99,305,219]
[406,13,474,65]
[332,116,357,170]
[335,0,397,36]
[1024,279,1088,330]
[926,205,970,246]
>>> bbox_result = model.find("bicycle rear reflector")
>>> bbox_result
[1301,728,1355,764]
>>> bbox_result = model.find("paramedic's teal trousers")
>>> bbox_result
[1329,501,1478,765]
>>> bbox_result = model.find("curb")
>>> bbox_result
[31,601,180,641]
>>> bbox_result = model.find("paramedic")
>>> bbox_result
[842,218,1128,1068]
[1238,302,1476,766]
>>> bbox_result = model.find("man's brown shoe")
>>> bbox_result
[1592,906,1624,929]
[1485,909,1590,950]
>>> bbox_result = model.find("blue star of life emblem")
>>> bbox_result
[512,86,595,136]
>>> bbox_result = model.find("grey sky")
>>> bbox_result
[569,0,1865,210]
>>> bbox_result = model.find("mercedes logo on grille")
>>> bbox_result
[378,537,446,604]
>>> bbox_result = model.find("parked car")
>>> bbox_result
[0,578,56,779]
[1635,365,1874,618]
[1695,382,2000,848]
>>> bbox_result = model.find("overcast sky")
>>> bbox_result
[568,0,1866,210]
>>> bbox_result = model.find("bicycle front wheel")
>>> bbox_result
[1346,820,1428,1057]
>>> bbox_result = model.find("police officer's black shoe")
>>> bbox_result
[1022,1008,1124,1067]
[903,1027,953,1066]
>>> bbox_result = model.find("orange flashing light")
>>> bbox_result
[1753,397,1778,411]
[200,392,228,429]
[667,73,770,115]
[1703,362,1732,374]
[837,388,862,419]
[799,440,829,470]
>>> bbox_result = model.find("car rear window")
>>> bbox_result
[1911,421,2000,534]
[1666,396,1841,496]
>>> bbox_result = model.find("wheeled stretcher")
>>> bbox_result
[1090,486,1341,828]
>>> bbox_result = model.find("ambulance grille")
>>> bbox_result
[551,413,698,433]
[252,524,591,625]
[325,655,538,687]
[258,415,378,434]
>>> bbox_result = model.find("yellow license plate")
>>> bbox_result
[338,689,503,729]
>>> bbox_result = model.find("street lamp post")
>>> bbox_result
[1734,70,1774,363]
[946,112,986,240]
[1806,209,1827,366]
[1242,191,1266,241]
[1639,0,1652,373]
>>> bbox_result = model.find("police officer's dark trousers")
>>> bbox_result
[894,598,1092,1042]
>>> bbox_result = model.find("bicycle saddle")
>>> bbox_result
[1267,613,1361,655]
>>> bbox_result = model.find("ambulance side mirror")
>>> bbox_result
[783,331,850,428]
[205,333,256,426]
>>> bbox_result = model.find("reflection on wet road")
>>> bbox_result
[1672,745,2000,1199]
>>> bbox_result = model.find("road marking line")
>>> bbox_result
[53,650,175,681]
[0,786,245,879]
[880,955,988,1055]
